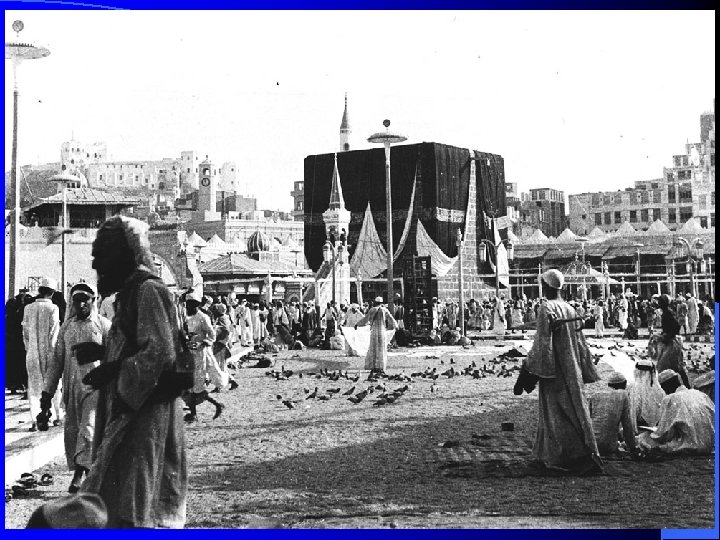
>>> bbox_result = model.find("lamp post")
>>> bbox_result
[456,228,465,336]
[368,119,407,315]
[628,243,644,298]
[576,237,588,301]
[673,237,704,298]
[478,238,514,299]
[50,170,81,300]
[5,20,50,297]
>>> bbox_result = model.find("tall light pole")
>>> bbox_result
[5,20,50,298]
[631,243,644,298]
[50,170,80,300]
[322,241,336,305]
[576,237,588,301]
[368,119,406,315]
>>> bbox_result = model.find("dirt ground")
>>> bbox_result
[4,337,716,529]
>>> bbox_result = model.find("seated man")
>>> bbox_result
[695,301,714,335]
[628,359,664,429]
[587,372,638,456]
[637,369,715,455]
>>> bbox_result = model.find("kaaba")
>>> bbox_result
[303,141,506,277]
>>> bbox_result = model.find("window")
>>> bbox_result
[641,191,649,204]
[603,212,611,225]
[603,195,611,205]
[699,195,707,210]
[712,213,716,227]
[700,216,708,228]
[614,193,622,204]
[653,190,661,203]
[614,211,621,223]
[678,170,692,180]
[591,194,601,206]
[581,214,587,220]
[666,172,673,182]
[640,209,649,222]
[135,175,140,183]
[651,183,659,188]
[595,213,602,226]
[668,208,677,223]
[119,174,123,182]
[678,183,693,203]
[99,174,103,181]
[629,210,637,223]
[668,185,676,203]
[538,191,546,200]
[652,208,661,221]
[187,168,191,173]
[679,207,693,222]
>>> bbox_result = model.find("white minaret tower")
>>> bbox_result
[339,93,351,152]
[320,153,351,305]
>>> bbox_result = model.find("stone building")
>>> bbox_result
[569,104,715,234]
[507,187,566,239]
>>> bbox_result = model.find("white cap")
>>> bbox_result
[541,269,564,289]
[40,277,58,291]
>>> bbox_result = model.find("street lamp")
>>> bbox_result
[50,169,81,301]
[630,243,644,298]
[322,241,337,305]
[5,20,50,297]
[673,237,704,298]
[478,237,514,299]
[576,237,588,301]
[368,119,407,315]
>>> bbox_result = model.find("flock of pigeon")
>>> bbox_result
[264,347,530,411]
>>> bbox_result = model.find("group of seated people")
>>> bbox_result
[587,361,715,458]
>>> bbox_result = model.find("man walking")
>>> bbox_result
[41,283,111,493]
[22,277,62,431]
[522,269,602,475]
[79,216,188,528]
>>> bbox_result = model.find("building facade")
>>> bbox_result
[569,105,715,234]
[505,185,566,239]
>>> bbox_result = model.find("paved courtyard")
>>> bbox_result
[4,334,716,529]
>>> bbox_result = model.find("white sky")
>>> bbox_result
[4,10,715,211]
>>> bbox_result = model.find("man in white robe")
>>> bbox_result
[42,283,111,492]
[521,269,602,474]
[355,297,398,372]
[638,369,715,455]
[686,294,699,335]
[22,277,62,430]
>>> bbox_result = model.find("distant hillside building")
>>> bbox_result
[507,187,566,239]
[569,103,715,234]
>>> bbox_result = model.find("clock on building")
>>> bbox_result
[201,178,210,187]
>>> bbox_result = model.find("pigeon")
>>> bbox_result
[282,400,296,409]
[318,394,331,401]
[327,388,341,394]
[306,387,318,400]
[342,386,356,396]
[276,394,283,400]
[450,358,455,364]
[373,398,388,406]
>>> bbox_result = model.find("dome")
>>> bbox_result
[247,230,271,253]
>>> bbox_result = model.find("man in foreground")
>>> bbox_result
[587,372,638,456]
[79,216,188,528]
[41,283,111,493]
[522,269,602,475]
[637,369,715,455]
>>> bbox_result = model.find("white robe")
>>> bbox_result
[22,298,62,423]
[638,386,715,455]
[355,306,397,371]
[44,312,111,469]
[618,298,629,330]
[686,297,699,334]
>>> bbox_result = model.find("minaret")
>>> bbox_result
[339,93,351,152]
[321,153,351,305]
[323,153,351,238]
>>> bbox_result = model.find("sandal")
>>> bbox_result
[39,473,54,486]
[19,473,37,487]
[11,484,30,497]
